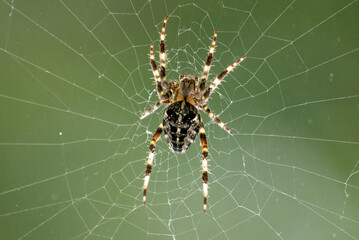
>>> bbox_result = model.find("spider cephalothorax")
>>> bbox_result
[140,16,245,212]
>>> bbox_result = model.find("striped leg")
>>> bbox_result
[200,121,209,212]
[150,44,166,99]
[201,56,246,104]
[150,44,164,98]
[143,123,163,204]
[160,16,169,88]
[201,105,232,135]
[140,99,171,119]
[199,30,217,93]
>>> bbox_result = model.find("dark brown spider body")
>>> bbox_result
[163,100,201,153]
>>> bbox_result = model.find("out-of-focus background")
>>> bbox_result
[1,0,358,239]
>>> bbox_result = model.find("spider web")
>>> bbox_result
[0,0,359,239]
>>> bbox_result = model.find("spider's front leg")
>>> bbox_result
[198,30,217,95]
[160,16,169,89]
[143,123,163,204]
[201,56,246,105]
[199,121,209,212]
[149,16,170,98]
[150,44,165,99]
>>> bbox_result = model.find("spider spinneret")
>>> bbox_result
[140,16,246,212]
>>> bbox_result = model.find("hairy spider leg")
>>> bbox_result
[150,44,165,100]
[199,30,217,94]
[140,98,172,119]
[160,16,169,88]
[201,105,232,135]
[143,42,179,119]
[143,123,163,204]
[202,56,246,104]
[199,121,209,212]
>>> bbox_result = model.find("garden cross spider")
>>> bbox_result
[140,16,245,212]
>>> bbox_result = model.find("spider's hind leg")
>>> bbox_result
[199,121,209,212]
[143,123,163,204]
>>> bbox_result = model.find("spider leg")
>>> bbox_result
[200,105,232,135]
[140,80,178,119]
[201,56,246,105]
[140,98,171,119]
[160,16,169,89]
[149,44,166,99]
[143,123,163,204]
[198,30,217,94]
[199,121,209,212]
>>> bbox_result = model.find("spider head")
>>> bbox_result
[179,75,198,98]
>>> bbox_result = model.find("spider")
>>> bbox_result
[140,16,245,212]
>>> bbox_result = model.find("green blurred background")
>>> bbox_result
[1,0,358,239]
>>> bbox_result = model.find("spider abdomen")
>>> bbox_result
[163,101,201,153]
